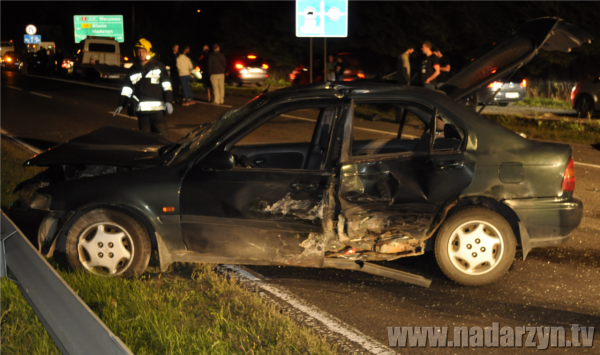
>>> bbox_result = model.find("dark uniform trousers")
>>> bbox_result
[138,111,169,137]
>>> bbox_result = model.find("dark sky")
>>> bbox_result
[2,1,599,79]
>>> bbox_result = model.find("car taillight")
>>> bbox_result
[487,81,503,90]
[571,85,578,106]
[262,64,269,69]
[124,56,129,61]
[289,73,296,80]
[235,63,244,69]
[561,157,576,192]
[519,79,527,88]
[357,73,365,78]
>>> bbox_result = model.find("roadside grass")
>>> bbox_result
[1,138,43,211]
[512,97,572,110]
[484,114,600,144]
[0,141,337,355]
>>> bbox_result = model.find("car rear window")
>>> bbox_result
[88,43,116,53]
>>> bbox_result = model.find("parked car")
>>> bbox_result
[226,54,269,86]
[571,74,600,118]
[1,51,22,71]
[73,36,127,80]
[475,75,527,106]
[10,18,589,286]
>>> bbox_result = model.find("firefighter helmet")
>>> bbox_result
[133,38,155,60]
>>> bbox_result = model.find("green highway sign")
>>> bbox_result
[74,15,124,43]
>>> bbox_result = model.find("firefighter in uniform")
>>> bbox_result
[114,39,174,138]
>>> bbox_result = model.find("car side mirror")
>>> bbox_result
[202,150,235,171]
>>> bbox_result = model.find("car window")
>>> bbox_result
[350,101,463,158]
[351,102,427,157]
[235,108,319,146]
[88,43,116,53]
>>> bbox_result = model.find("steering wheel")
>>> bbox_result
[232,154,258,168]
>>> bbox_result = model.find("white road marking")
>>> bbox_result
[30,92,52,98]
[194,100,233,108]
[26,74,120,91]
[0,129,43,155]
[5,85,22,90]
[107,111,137,120]
[222,265,394,355]
[575,161,600,169]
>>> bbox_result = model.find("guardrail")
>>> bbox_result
[1,211,133,355]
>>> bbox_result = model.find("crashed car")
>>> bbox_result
[12,18,590,286]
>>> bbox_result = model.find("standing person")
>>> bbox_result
[47,49,55,75]
[169,44,181,104]
[55,48,64,75]
[113,39,174,138]
[326,55,336,81]
[432,47,451,88]
[199,45,212,102]
[397,46,414,85]
[208,44,226,105]
[334,57,345,81]
[38,48,48,75]
[420,41,440,89]
[177,45,195,106]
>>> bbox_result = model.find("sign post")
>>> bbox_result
[73,15,124,43]
[24,35,41,44]
[296,0,348,83]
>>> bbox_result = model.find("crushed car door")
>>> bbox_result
[336,99,475,257]
[179,104,345,266]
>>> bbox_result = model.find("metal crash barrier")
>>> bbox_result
[1,211,133,355]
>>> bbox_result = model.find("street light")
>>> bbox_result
[197,9,201,13]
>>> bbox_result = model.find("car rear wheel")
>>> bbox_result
[577,94,597,118]
[498,102,509,107]
[434,207,516,286]
[65,209,151,277]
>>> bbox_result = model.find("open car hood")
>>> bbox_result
[439,17,593,101]
[25,126,172,167]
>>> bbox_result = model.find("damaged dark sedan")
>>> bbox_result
[11,18,590,286]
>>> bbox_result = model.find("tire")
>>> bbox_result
[434,206,516,286]
[576,94,597,119]
[498,102,509,107]
[65,209,151,277]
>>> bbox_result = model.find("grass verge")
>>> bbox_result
[0,140,337,355]
[1,138,43,211]
[484,114,600,144]
[512,97,572,110]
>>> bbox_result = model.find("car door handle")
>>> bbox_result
[435,161,464,171]
[290,181,318,191]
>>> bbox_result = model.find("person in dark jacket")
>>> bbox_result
[169,44,181,104]
[114,39,174,139]
[334,57,344,81]
[432,47,451,88]
[55,49,64,75]
[198,45,212,103]
[208,44,226,105]
[420,41,440,89]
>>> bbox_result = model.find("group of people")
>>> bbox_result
[168,43,226,106]
[115,38,230,139]
[20,48,64,76]
[397,41,451,89]
[325,55,346,81]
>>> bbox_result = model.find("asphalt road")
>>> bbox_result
[2,71,599,353]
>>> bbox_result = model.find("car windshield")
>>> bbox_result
[167,94,269,165]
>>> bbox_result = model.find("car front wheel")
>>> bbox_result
[434,207,516,286]
[65,209,151,277]
[577,94,596,118]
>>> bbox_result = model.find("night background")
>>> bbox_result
[2,1,599,80]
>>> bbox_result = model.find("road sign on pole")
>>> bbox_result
[296,0,348,38]
[73,15,124,43]
[25,25,37,35]
[24,35,42,44]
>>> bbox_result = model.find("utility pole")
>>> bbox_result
[131,4,135,43]
[310,37,313,84]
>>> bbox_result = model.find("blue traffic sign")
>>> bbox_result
[24,35,41,44]
[296,0,347,37]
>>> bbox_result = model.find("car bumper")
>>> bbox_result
[478,87,527,104]
[504,196,583,247]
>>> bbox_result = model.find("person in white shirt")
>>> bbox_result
[176,46,195,106]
